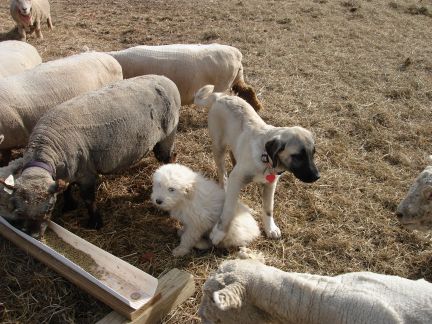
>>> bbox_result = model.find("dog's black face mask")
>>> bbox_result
[265,138,320,183]
[288,148,320,183]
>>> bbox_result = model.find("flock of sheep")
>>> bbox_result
[2,0,432,323]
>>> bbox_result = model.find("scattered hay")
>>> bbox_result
[0,0,432,323]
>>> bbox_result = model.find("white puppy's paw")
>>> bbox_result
[210,226,226,245]
[172,246,190,257]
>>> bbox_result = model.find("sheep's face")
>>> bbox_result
[15,0,32,16]
[151,164,196,212]
[11,172,64,238]
[396,167,432,225]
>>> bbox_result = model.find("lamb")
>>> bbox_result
[7,75,180,238]
[396,160,432,226]
[0,52,123,166]
[200,258,432,324]
[0,40,42,78]
[107,44,263,110]
[10,0,53,41]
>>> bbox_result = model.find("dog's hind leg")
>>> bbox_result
[210,167,251,244]
[211,139,228,188]
[261,181,281,239]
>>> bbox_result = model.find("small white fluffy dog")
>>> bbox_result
[151,164,260,257]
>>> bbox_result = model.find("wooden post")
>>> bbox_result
[97,268,195,323]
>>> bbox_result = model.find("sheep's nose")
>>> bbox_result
[395,211,403,219]
[156,199,163,205]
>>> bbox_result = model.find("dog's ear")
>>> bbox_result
[265,138,285,168]
[182,180,196,197]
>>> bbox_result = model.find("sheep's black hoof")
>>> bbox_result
[87,212,103,230]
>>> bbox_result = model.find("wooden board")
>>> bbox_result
[0,216,158,319]
[97,268,195,323]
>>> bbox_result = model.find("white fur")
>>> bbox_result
[194,85,319,244]
[151,164,260,257]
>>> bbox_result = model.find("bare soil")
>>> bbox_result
[1,0,432,323]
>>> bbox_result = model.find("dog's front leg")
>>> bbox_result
[261,180,281,239]
[210,168,250,245]
[173,228,203,257]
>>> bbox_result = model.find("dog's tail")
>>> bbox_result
[194,85,218,108]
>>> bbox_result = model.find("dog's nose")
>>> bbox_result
[155,199,163,205]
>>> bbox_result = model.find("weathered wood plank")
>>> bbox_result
[97,268,195,323]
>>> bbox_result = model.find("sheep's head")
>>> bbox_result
[199,260,273,324]
[396,166,432,226]
[11,169,67,238]
[15,0,32,16]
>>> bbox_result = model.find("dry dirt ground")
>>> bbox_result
[1,0,432,323]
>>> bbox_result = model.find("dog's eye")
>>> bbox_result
[168,187,175,192]
[291,153,302,161]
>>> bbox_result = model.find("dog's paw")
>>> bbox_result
[172,246,190,257]
[210,227,226,245]
[265,224,281,239]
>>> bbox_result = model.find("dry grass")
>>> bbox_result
[1,0,432,322]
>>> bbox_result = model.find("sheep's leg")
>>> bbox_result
[210,167,250,245]
[79,178,103,229]
[47,16,53,29]
[232,66,263,111]
[34,19,43,39]
[62,185,78,212]
[17,25,26,41]
[173,227,203,257]
[0,149,12,167]
[261,180,281,239]
[153,128,177,164]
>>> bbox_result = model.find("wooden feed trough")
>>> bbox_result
[0,216,195,323]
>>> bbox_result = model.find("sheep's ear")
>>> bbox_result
[422,185,432,201]
[265,137,285,168]
[49,179,69,194]
[212,282,245,311]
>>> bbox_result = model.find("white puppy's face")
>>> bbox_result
[151,164,196,211]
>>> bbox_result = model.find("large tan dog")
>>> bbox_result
[194,85,320,244]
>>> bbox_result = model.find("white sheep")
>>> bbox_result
[0,40,42,78]
[0,52,123,165]
[107,44,263,110]
[396,158,432,226]
[10,0,53,41]
[200,259,432,324]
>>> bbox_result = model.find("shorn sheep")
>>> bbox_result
[7,75,180,238]
[396,157,432,226]
[107,44,263,110]
[0,40,41,78]
[200,258,432,324]
[10,0,53,41]
[0,52,123,166]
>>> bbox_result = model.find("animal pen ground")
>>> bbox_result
[1,0,432,322]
